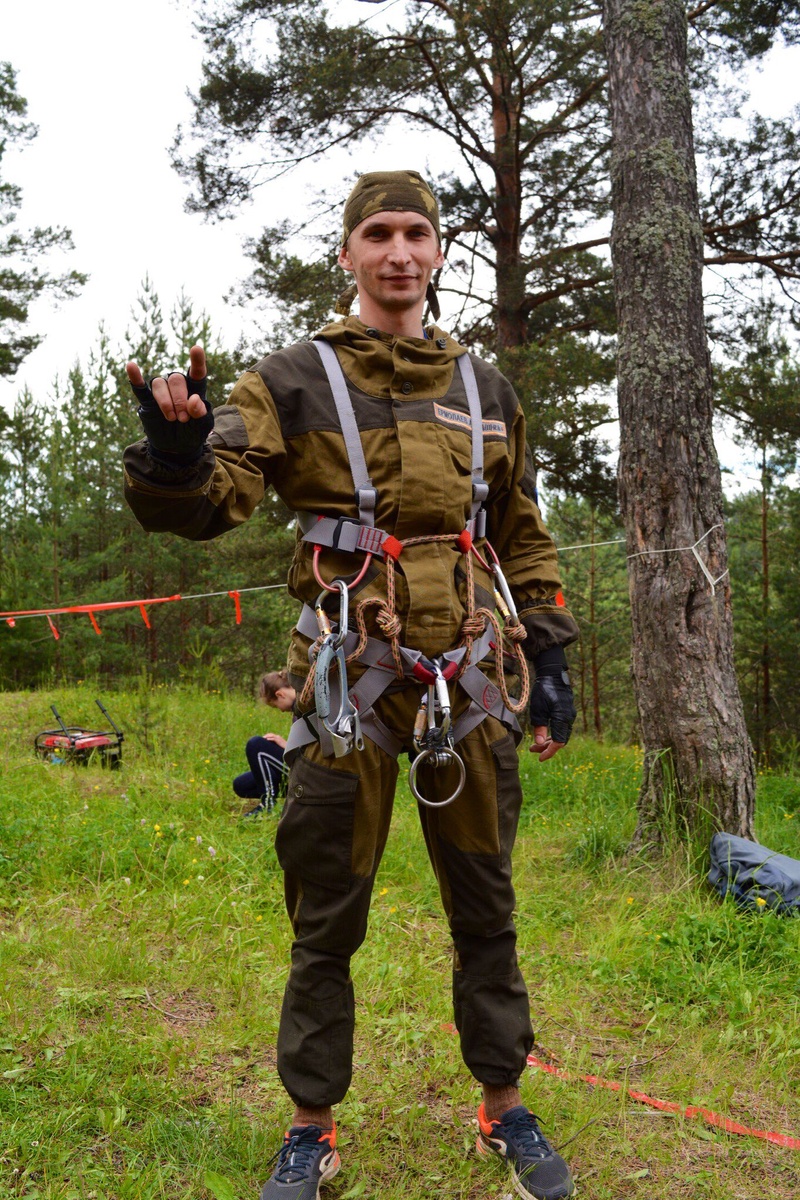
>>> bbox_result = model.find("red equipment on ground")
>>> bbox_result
[34,700,124,769]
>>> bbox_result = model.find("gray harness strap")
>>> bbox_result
[457,352,489,531]
[298,343,488,553]
[453,663,520,736]
[314,338,378,528]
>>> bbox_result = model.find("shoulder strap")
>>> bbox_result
[456,353,489,529]
[314,339,377,527]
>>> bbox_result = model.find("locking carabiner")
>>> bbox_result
[313,580,362,757]
[408,661,465,808]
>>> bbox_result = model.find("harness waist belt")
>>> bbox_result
[297,511,486,557]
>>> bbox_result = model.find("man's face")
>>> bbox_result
[338,211,444,315]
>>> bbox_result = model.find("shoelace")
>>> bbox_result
[270,1126,329,1184]
[500,1110,551,1161]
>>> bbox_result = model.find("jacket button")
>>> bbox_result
[365,327,380,338]
[401,381,413,394]
[420,614,434,628]
[293,784,305,798]
[436,337,447,349]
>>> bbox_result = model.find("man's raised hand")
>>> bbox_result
[126,345,214,461]
[126,345,208,423]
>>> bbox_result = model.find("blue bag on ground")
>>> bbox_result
[709,832,800,914]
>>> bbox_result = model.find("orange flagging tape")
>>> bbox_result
[0,594,182,619]
[527,1054,800,1150]
[0,583,286,635]
[228,590,242,625]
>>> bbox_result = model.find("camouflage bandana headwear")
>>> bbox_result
[341,170,441,246]
[336,170,442,320]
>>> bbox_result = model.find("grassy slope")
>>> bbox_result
[0,684,799,1200]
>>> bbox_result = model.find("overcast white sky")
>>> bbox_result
[3,0,800,502]
[1,0,435,413]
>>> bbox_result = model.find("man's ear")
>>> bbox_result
[434,245,445,270]
[338,244,354,273]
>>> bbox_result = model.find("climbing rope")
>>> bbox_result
[299,531,530,717]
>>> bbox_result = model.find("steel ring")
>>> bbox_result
[408,747,466,808]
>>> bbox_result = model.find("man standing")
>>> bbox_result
[124,171,579,1200]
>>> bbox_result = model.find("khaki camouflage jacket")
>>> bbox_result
[123,317,579,678]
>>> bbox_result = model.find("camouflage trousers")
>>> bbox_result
[274,682,534,1108]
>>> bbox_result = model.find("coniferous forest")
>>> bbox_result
[0,284,298,697]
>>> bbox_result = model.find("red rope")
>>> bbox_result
[527,1055,800,1150]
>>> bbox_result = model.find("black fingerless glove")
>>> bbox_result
[529,645,576,745]
[130,371,214,464]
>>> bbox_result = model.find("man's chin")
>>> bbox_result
[375,291,425,312]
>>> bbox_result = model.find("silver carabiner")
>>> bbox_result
[312,578,360,756]
[314,579,349,648]
[433,667,451,742]
[492,561,520,625]
[407,661,463,805]
[330,578,349,649]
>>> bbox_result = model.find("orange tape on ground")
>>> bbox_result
[527,1054,800,1150]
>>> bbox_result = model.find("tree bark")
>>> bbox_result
[491,65,526,351]
[760,446,770,766]
[589,508,603,738]
[603,0,756,848]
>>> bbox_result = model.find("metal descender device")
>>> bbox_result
[313,580,364,758]
[408,658,466,809]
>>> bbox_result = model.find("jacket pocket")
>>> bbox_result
[275,755,358,893]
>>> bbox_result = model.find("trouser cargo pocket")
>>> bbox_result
[275,754,358,893]
[491,732,523,859]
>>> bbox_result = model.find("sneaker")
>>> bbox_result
[243,795,275,817]
[260,1123,340,1200]
[476,1103,574,1199]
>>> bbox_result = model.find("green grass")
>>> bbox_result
[1,683,799,1199]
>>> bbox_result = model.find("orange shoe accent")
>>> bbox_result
[477,1102,494,1135]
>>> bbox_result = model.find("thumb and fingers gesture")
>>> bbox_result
[531,727,565,762]
[127,345,214,459]
[126,345,208,423]
[528,671,576,762]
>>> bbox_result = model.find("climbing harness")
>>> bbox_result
[285,339,531,807]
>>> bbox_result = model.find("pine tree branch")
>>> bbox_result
[522,274,608,317]
[703,249,800,277]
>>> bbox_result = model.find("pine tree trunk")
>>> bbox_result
[760,447,770,766]
[603,0,756,848]
[491,66,526,352]
[588,510,603,738]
